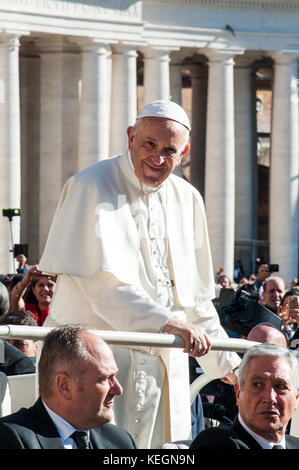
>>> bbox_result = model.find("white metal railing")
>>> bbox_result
[0,324,261,408]
[0,324,259,352]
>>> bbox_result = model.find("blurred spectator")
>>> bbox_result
[237,283,258,297]
[248,274,256,284]
[2,274,24,294]
[238,277,249,288]
[233,260,244,284]
[217,274,232,289]
[0,282,10,316]
[260,276,286,315]
[278,287,299,344]
[0,340,35,376]
[290,278,298,288]
[0,310,38,357]
[10,266,56,326]
[215,268,224,282]
[15,254,30,275]
[252,264,271,294]
[247,322,287,348]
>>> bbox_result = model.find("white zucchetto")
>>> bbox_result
[136,100,191,131]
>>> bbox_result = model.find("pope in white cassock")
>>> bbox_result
[39,100,241,449]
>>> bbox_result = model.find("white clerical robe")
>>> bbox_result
[39,152,240,448]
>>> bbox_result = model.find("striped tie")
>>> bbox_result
[70,431,89,449]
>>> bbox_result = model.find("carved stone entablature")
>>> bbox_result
[0,0,144,42]
[0,0,142,19]
[143,0,299,10]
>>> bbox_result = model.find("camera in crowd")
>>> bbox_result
[268,264,279,273]
[213,286,282,336]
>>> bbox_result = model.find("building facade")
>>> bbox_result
[0,0,298,286]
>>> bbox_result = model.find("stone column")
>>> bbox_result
[78,39,112,170]
[110,43,138,156]
[170,51,185,177]
[0,34,22,273]
[205,49,242,280]
[19,42,41,264]
[269,51,299,284]
[38,38,80,255]
[169,52,183,105]
[188,63,208,196]
[234,54,257,275]
[142,46,178,105]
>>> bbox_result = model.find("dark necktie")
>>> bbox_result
[272,444,284,449]
[71,431,90,449]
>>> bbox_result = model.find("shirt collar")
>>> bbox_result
[238,413,286,449]
[42,400,90,445]
[125,151,165,195]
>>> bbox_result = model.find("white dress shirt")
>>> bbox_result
[238,413,286,449]
[42,401,89,449]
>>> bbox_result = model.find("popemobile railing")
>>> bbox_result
[0,324,260,404]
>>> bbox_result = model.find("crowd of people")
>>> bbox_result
[215,262,299,348]
[0,257,56,375]
[0,99,298,451]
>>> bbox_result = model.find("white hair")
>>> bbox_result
[237,343,299,390]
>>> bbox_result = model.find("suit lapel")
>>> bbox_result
[285,435,299,449]
[232,417,263,449]
[30,398,65,449]
[90,429,105,449]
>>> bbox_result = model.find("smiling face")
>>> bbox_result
[127,117,190,187]
[263,278,285,312]
[32,276,56,308]
[235,356,299,442]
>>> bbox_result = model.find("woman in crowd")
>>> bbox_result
[10,266,56,326]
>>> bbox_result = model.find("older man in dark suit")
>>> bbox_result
[0,325,136,449]
[190,343,299,449]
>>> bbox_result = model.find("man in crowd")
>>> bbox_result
[247,323,287,348]
[38,100,241,448]
[253,264,271,294]
[0,325,135,449]
[261,276,286,315]
[190,343,299,449]
[0,310,39,357]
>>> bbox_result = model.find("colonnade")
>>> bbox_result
[0,32,298,284]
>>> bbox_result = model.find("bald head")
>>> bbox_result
[247,323,287,348]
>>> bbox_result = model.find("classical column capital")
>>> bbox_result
[112,42,138,58]
[36,36,79,54]
[169,49,188,66]
[269,50,299,66]
[234,52,258,69]
[0,30,29,46]
[75,37,115,55]
[204,47,245,64]
[0,33,21,49]
[140,45,179,61]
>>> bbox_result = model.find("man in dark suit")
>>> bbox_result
[0,324,136,449]
[190,343,299,449]
[0,339,35,376]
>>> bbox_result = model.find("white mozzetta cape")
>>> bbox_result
[39,152,216,307]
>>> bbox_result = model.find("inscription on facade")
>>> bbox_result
[0,0,141,19]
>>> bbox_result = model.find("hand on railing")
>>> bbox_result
[162,317,211,357]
